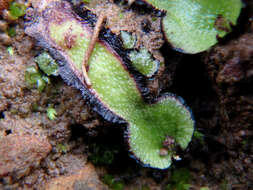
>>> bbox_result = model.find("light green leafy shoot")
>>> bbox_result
[8,27,16,37]
[57,143,68,153]
[103,174,125,190]
[129,48,159,77]
[89,144,119,165]
[120,31,136,49]
[200,187,210,190]
[166,168,191,190]
[193,130,205,145]
[25,66,49,92]
[7,46,14,55]
[47,107,57,120]
[35,52,59,76]
[9,2,26,19]
[82,0,91,3]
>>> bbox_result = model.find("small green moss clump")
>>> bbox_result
[25,66,49,92]
[35,52,59,76]
[103,174,124,190]
[193,130,205,145]
[166,168,191,190]
[9,2,26,19]
[82,0,91,3]
[6,46,14,55]
[25,52,59,92]
[129,48,159,77]
[47,107,57,120]
[200,187,210,190]
[89,144,118,165]
[57,143,68,153]
[120,31,136,49]
[8,27,16,37]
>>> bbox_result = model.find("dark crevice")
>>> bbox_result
[69,124,89,141]
[0,112,5,119]
[5,129,12,136]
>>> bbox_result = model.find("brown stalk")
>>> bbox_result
[82,13,106,87]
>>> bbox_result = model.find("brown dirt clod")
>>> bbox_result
[45,163,108,190]
[0,134,52,178]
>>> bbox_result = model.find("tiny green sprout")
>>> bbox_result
[119,12,124,20]
[82,0,91,3]
[103,174,114,187]
[8,27,16,37]
[37,78,46,92]
[103,174,124,190]
[47,107,57,120]
[193,130,203,139]
[141,185,150,190]
[9,2,26,19]
[193,130,205,145]
[57,143,68,153]
[35,52,59,76]
[25,66,49,92]
[6,46,13,55]
[200,187,210,190]
[112,182,124,190]
[129,48,159,77]
[220,179,229,190]
[166,168,191,190]
[120,31,136,49]
[31,103,39,112]
[89,144,118,165]
[151,17,157,22]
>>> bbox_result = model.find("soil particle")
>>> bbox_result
[0,0,10,14]
[0,33,12,45]
[0,114,47,138]
[0,20,8,31]
[45,163,108,190]
[46,154,87,177]
[206,32,253,85]
[0,133,52,178]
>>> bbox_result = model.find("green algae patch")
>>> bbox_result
[143,0,242,53]
[25,0,194,169]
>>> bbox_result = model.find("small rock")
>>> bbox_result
[0,20,8,31]
[0,134,52,178]
[45,163,108,190]
[0,33,12,45]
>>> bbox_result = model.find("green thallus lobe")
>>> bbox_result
[140,0,242,53]
[25,0,194,169]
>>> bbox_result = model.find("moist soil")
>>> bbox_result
[0,0,253,190]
